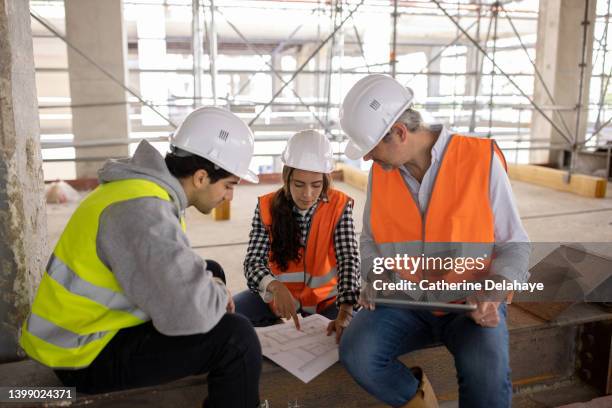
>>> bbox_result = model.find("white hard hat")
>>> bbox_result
[170,107,259,183]
[281,130,334,174]
[340,74,414,160]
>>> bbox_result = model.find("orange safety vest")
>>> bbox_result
[259,189,351,314]
[369,134,507,286]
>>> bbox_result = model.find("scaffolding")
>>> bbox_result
[29,0,612,178]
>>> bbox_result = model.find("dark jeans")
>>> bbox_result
[55,260,262,408]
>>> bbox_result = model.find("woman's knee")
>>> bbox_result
[204,259,225,283]
[233,290,260,311]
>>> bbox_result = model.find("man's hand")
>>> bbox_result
[326,304,353,344]
[268,281,300,330]
[213,277,234,313]
[358,283,376,310]
[226,292,235,313]
[467,297,500,327]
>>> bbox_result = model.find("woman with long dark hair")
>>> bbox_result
[234,130,360,342]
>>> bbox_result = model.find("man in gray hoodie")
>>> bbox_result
[21,107,262,407]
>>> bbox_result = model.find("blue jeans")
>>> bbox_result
[233,290,339,327]
[339,304,511,408]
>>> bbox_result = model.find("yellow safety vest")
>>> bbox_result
[20,179,186,369]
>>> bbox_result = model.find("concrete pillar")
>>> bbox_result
[65,0,130,178]
[426,47,443,109]
[271,50,283,100]
[237,74,250,95]
[465,45,484,98]
[530,0,597,165]
[295,43,319,100]
[465,44,485,132]
[0,0,48,362]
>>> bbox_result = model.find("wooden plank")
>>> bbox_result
[507,164,607,198]
[0,305,591,407]
[212,200,230,221]
[336,162,608,198]
[336,163,368,191]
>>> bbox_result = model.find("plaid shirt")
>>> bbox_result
[244,195,360,307]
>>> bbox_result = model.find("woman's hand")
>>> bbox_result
[268,281,300,330]
[326,304,353,343]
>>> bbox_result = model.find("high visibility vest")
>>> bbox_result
[20,179,186,369]
[259,189,350,314]
[369,134,507,284]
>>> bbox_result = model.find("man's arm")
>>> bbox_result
[489,154,531,285]
[97,197,228,336]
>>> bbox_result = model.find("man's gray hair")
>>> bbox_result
[396,108,429,132]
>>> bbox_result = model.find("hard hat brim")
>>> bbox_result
[241,169,259,184]
[174,143,259,184]
[344,140,367,160]
[343,99,413,160]
[280,154,334,174]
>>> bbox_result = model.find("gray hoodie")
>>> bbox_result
[96,140,228,335]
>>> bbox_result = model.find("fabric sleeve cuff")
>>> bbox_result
[259,274,277,303]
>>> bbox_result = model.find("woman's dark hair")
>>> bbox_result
[165,150,232,183]
[269,166,331,271]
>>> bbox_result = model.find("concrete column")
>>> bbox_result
[271,50,283,99]
[0,0,48,362]
[236,73,250,96]
[295,43,318,99]
[465,45,484,98]
[426,47,443,103]
[465,44,485,132]
[530,0,597,165]
[65,0,130,178]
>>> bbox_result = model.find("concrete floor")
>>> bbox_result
[45,179,612,295]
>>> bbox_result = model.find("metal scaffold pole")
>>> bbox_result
[391,0,398,78]
[568,0,592,181]
[208,0,218,106]
[192,0,203,109]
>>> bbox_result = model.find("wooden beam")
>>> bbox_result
[336,162,608,198]
[507,164,607,198]
[212,200,231,221]
[336,163,368,191]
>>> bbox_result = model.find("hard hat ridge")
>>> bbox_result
[340,74,414,160]
[170,106,259,183]
[281,130,334,174]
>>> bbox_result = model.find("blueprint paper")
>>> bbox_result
[255,314,339,383]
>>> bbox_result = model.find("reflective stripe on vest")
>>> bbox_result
[259,189,350,313]
[20,178,186,369]
[368,135,505,292]
[26,314,108,349]
[275,267,337,288]
[45,255,148,320]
